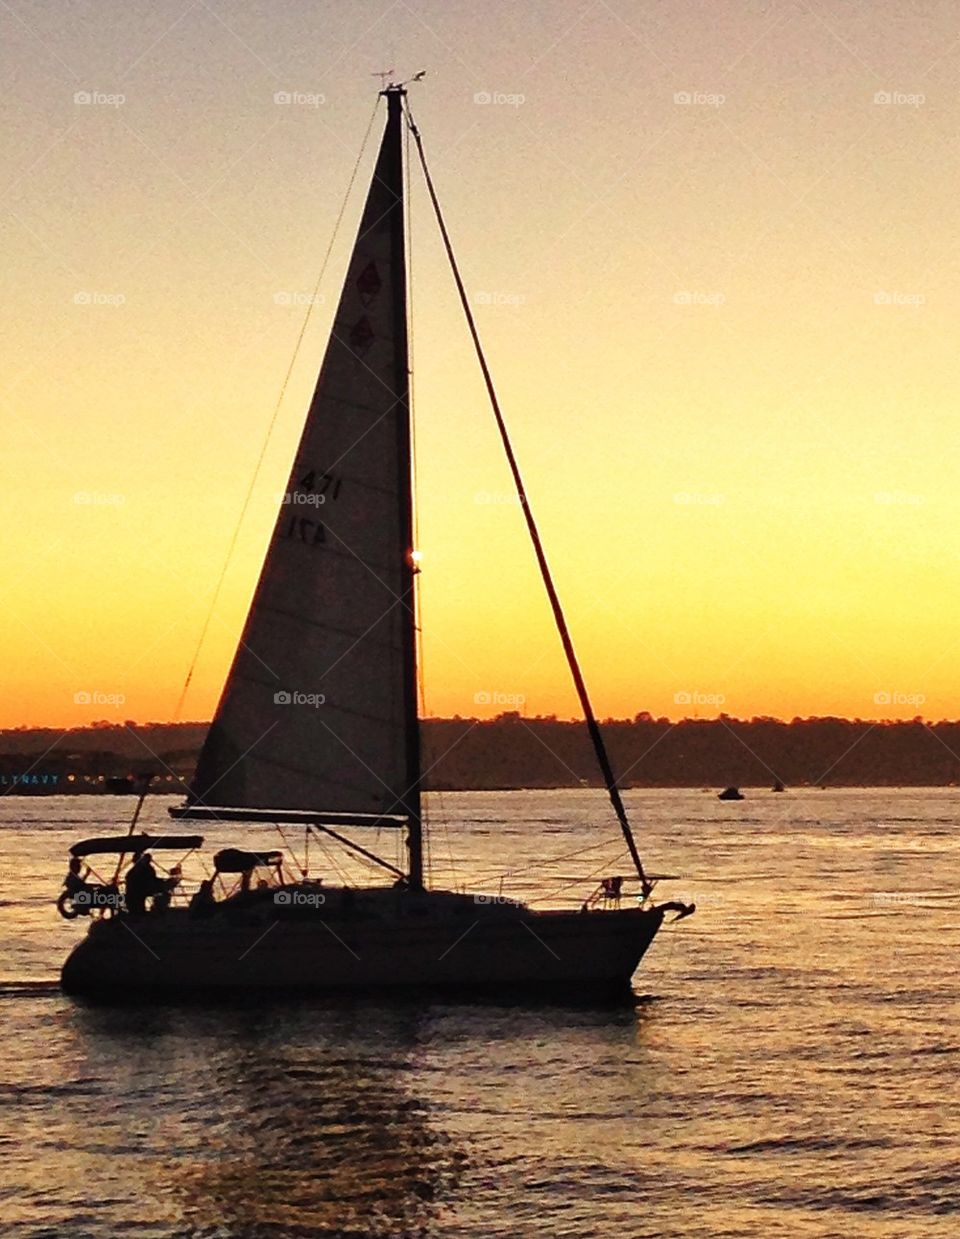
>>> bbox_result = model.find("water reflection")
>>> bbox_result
[67,1001,465,1238]
[52,996,655,1238]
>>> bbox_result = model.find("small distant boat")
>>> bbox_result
[718,786,744,801]
[771,780,785,793]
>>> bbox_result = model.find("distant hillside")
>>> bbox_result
[2,714,959,792]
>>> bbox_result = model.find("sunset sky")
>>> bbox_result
[3,0,960,729]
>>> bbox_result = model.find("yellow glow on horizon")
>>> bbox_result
[4,2,960,730]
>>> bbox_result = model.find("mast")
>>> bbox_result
[382,84,424,890]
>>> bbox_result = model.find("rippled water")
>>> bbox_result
[2,788,959,1237]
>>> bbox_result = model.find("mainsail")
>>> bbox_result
[187,90,420,843]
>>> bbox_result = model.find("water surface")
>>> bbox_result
[2,788,958,1237]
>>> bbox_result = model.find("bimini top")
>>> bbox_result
[213,848,284,874]
[69,833,204,858]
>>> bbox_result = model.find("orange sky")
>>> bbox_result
[3,0,960,730]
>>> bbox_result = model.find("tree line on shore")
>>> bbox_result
[2,713,959,791]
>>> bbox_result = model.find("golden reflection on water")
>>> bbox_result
[64,1004,466,1238]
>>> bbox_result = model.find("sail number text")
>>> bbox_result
[298,470,343,499]
[278,470,344,548]
[280,514,326,546]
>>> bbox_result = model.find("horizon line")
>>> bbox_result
[0,711,950,734]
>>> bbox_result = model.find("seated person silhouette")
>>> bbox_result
[189,879,218,919]
[124,852,168,915]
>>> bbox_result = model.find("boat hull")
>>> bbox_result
[61,900,666,1000]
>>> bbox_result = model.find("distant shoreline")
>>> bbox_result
[1,783,959,798]
[3,715,959,793]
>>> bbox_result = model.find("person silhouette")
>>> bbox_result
[189,879,217,918]
[125,852,161,915]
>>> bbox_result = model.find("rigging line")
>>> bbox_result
[473,834,634,884]
[433,786,458,892]
[307,823,405,881]
[274,823,308,878]
[309,822,364,888]
[489,831,630,872]
[309,828,352,887]
[403,102,652,896]
[172,98,382,722]
[526,851,627,906]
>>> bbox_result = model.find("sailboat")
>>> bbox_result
[60,84,694,998]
